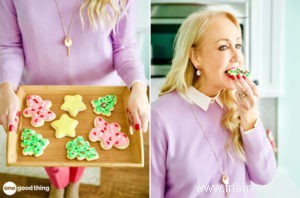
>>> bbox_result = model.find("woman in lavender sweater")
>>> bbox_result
[0,0,149,197]
[151,10,276,198]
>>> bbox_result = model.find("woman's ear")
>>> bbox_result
[189,48,201,69]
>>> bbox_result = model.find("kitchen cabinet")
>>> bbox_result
[249,0,285,97]
[152,0,247,3]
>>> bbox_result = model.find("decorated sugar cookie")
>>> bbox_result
[226,68,251,80]
[51,114,78,138]
[21,128,49,157]
[60,95,87,117]
[23,95,56,127]
[89,117,130,150]
[91,95,117,116]
[66,136,99,161]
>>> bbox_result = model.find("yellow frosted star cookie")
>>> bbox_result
[60,95,87,117]
[51,114,78,138]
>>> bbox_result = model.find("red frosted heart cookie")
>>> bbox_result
[23,95,56,127]
[89,117,130,150]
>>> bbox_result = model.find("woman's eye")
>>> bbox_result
[235,44,242,49]
[219,45,228,51]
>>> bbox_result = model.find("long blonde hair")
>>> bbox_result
[160,10,246,161]
[79,0,127,31]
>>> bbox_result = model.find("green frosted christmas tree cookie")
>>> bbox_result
[21,128,49,157]
[66,136,99,161]
[91,94,117,116]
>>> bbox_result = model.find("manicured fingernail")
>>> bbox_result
[134,124,140,130]
[130,127,134,135]
[237,74,241,79]
[242,75,246,80]
[16,111,20,116]
[9,124,14,132]
[230,76,235,80]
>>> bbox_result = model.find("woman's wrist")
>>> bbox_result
[241,118,257,131]
[0,82,14,92]
[130,81,147,94]
[240,113,258,131]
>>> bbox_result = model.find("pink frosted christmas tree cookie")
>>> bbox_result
[89,117,130,150]
[23,95,56,127]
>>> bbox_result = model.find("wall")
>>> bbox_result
[136,0,150,79]
[278,0,300,187]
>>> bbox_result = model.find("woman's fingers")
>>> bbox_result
[232,77,256,108]
[127,82,149,134]
[140,110,149,133]
[126,106,149,133]
[236,77,256,107]
[8,110,19,132]
[245,77,259,97]
[235,90,252,111]
[131,107,141,133]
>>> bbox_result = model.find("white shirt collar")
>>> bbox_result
[182,87,223,111]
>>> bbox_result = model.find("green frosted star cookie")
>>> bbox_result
[91,95,117,116]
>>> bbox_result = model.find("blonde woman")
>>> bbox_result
[0,0,149,197]
[151,10,276,197]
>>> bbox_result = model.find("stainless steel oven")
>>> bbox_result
[151,2,249,77]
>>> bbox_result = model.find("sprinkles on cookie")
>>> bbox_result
[66,136,99,161]
[91,95,117,116]
[22,95,56,127]
[89,117,130,150]
[21,128,49,157]
[225,68,251,80]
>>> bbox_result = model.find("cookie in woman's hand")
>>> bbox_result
[226,68,251,80]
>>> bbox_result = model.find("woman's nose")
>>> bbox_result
[230,46,241,62]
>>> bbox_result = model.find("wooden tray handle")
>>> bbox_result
[7,132,18,165]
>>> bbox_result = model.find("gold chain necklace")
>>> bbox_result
[54,0,80,57]
[189,104,230,197]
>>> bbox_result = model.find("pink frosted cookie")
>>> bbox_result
[23,95,56,127]
[89,117,130,150]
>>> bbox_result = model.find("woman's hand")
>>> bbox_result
[232,75,259,131]
[0,82,20,132]
[127,82,149,133]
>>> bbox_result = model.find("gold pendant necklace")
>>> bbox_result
[54,0,80,57]
[190,104,229,197]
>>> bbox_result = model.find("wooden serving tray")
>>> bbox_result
[6,86,144,167]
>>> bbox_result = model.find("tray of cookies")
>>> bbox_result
[6,85,144,167]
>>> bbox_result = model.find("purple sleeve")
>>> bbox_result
[110,0,146,88]
[0,0,24,89]
[241,119,277,184]
[151,107,167,198]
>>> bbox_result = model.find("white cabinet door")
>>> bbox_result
[250,0,285,97]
